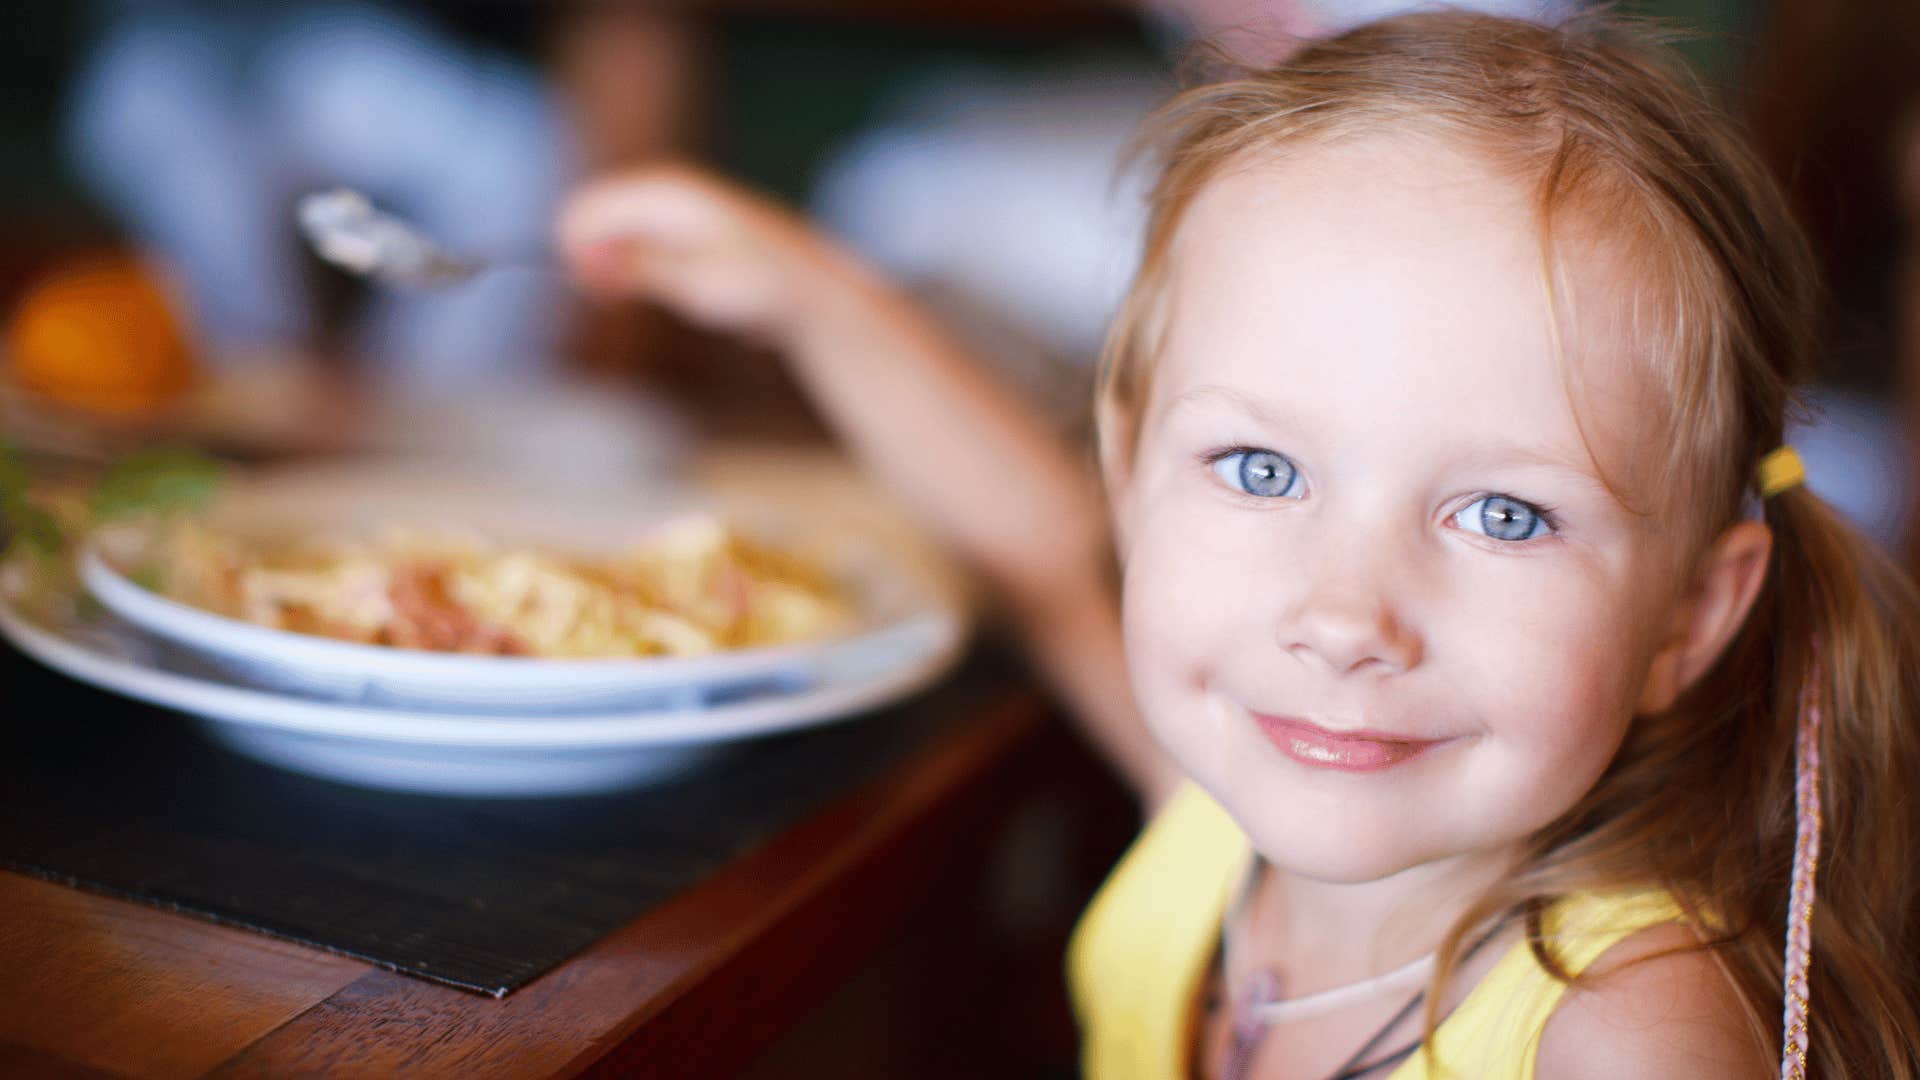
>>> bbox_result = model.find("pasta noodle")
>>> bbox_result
[145,515,855,658]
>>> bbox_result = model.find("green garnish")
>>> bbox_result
[0,439,223,561]
[88,448,225,523]
[0,441,52,560]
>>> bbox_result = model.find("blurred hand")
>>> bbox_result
[556,164,840,346]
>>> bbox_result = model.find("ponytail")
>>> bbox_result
[1744,488,1920,1077]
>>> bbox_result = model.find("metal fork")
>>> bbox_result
[296,188,532,288]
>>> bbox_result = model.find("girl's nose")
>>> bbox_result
[1281,583,1423,676]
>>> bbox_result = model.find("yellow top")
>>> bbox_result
[1068,784,1685,1080]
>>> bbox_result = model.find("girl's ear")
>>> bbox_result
[1637,520,1774,714]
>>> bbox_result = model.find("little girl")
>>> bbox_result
[558,13,1920,1077]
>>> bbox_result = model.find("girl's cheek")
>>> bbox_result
[1124,518,1213,653]
[1123,506,1271,695]
[1471,576,1643,752]
[1133,497,1265,605]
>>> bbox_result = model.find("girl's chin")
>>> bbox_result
[1240,808,1530,889]
[1233,809,1436,883]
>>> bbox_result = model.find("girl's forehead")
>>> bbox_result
[1169,136,1540,308]
[1150,137,1661,489]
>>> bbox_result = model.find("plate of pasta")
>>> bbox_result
[0,566,962,795]
[75,457,968,714]
[0,454,972,795]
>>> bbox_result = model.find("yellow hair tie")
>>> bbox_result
[1758,445,1806,498]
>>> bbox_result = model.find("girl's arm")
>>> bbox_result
[558,165,1180,806]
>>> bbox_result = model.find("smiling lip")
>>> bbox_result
[1253,714,1445,773]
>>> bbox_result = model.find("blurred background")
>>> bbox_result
[5,0,1917,560]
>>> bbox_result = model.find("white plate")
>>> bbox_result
[0,574,966,797]
[80,459,967,714]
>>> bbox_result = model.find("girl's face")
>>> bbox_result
[1116,136,1694,883]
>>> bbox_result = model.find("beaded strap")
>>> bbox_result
[1778,656,1824,1080]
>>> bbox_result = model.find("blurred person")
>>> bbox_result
[63,1,569,391]
[559,13,1920,1077]
[549,4,712,387]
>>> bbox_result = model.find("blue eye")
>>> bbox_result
[1211,449,1304,499]
[1453,495,1552,542]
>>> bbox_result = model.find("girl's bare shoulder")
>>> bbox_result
[1534,922,1771,1078]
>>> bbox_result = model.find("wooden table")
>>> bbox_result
[0,679,1131,1078]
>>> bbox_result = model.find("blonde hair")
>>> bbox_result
[1098,12,1920,1073]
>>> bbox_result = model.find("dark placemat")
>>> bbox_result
[0,636,1012,996]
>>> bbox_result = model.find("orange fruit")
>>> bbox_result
[6,254,196,414]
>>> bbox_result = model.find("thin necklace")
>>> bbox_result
[1233,954,1437,1026]
[1219,860,1436,1024]
[1218,860,1518,1080]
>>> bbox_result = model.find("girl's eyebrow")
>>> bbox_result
[1160,384,1304,432]
[1162,382,1613,488]
[1431,438,1613,487]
